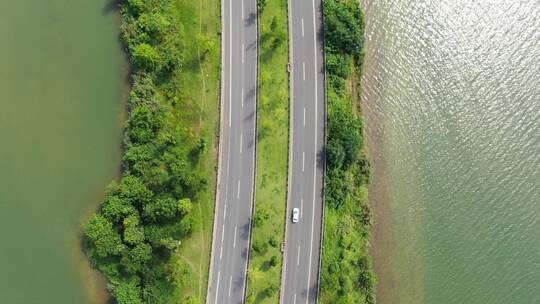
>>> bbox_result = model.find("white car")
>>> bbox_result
[292,208,300,223]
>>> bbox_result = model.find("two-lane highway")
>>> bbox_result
[281,0,326,303]
[206,0,258,302]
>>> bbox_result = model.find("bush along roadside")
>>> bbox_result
[320,0,376,303]
[246,0,290,302]
[83,0,220,303]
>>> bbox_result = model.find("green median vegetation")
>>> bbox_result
[320,0,376,303]
[83,0,220,303]
[246,0,289,303]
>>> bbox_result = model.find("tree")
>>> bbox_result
[128,104,165,144]
[123,215,145,245]
[101,195,136,223]
[85,214,125,257]
[115,175,153,207]
[177,198,193,215]
[112,280,143,304]
[123,144,154,176]
[257,0,267,13]
[326,139,345,170]
[138,12,171,38]
[327,106,362,168]
[121,242,152,274]
[129,73,156,108]
[323,0,365,59]
[326,52,351,79]
[143,197,178,221]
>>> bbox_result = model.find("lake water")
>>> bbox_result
[362,0,540,303]
[0,1,126,303]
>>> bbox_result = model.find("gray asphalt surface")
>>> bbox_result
[281,0,326,303]
[206,0,257,302]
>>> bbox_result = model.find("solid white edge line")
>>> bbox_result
[215,271,221,304]
[207,0,227,300]
[228,0,232,128]
[242,29,258,303]
[280,0,294,301]
[306,0,319,302]
[240,0,258,301]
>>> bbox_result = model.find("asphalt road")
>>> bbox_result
[206,0,258,302]
[281,0,326,303]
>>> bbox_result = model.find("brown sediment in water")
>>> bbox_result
[363,82,398,304]
[75,246,111,304]
[360,1,400,302]
[73,192,117,304]
[75,40,130,304]
[361,2,426,302]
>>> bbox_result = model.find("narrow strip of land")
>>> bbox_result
[245,0,290,302]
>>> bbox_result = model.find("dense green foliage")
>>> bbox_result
[84,0,220,303]
[320,0,376,303]
[246,0,290,302]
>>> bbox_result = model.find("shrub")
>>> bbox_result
[132,43,162,71]
[269,255,278,267]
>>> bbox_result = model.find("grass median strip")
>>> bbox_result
[83,0,220,303]
[246,0,290,302]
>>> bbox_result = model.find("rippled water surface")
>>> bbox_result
[362,1,540,303]
[0,1,125,303]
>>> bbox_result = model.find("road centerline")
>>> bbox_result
[233,226,238,248]
[240,133,243,153]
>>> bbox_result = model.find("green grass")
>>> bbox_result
[319,1,376,303]
[246,0,290,303]
[170,0,221,302]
